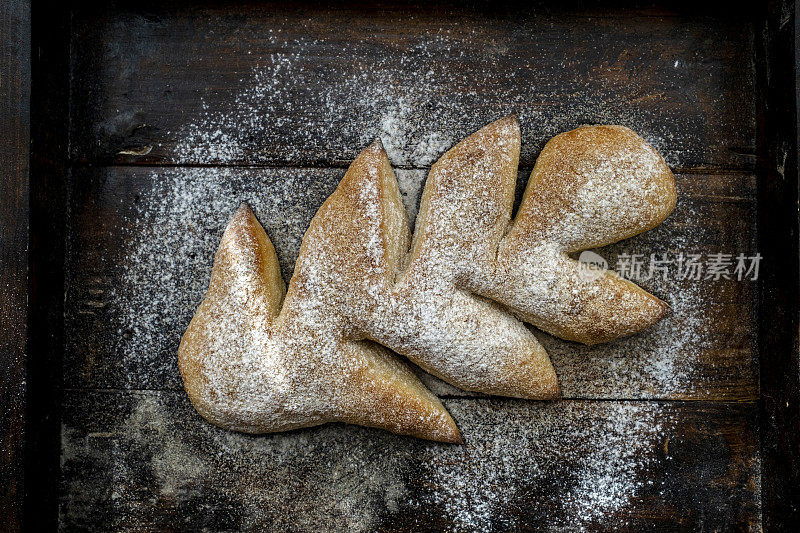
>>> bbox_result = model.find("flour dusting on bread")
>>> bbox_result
[178,116,676,440]
[179,143,462,442]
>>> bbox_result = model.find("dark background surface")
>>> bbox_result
[1,0,798,531]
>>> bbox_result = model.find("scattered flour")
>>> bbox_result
[169,35,460,168]
[166,30,684,170]
[60,393,674,531]
[99,167,340,389]
[74,31,750,526]
[414,400,672,531]
[60,393,410,532]
[91,141,735,527]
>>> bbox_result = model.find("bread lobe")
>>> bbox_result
[179,118,676,440]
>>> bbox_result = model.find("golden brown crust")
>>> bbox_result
[179,144,461,443]
[179,117,675,441]
[491,123,677,344]
[369,115,561,399]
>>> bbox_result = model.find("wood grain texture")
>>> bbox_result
[59,390,760,532]
[69,2,756,170]
[54,2,772,530]
[64,165,757,400]
[25,2,71,531]
[0,0,30,531]
[755,0,800,529]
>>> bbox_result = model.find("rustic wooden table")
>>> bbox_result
[3,1,799,531]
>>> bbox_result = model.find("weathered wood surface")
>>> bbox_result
[59,390,760,532]
[26,1,71,531]
[755,0,800,530]
[56,2,770,531]
[64,165,758,400]
[0,0,31,531]
[69,2,756,171]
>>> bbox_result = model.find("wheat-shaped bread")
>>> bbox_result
[179,116,676,441]
[179,143,462,443]
[419,117,677,346]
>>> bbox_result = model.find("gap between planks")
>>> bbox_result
[60,387,757,403]
[67,161,756,177]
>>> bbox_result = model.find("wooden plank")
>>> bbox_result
[0,0,30,531]
[59,390,760,532]
[25,1,71,531]
[755,0,800,530]
[69,2,756,170]
[64,165,757,400]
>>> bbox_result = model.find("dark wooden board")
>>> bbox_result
[0,0,31,531]
[64,165,758,400]
[25,1,71,531]
[59,390,760,532]
[69,2,756,171]
[755,0,800,530]
[33,1,784,530]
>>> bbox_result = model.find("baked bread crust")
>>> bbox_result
[179,143,462,443]
[473,120,677,344]
[179,116,676,441]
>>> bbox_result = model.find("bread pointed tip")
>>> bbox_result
[225,203,265,244]
[365,138,387,156]
[504,347,561,400]
[351,138,390,169]
[656,296,673,320]
[441,428,464,445]
[523,372,561,401]
[635,292,672,333]
[545,379,562,400]
[433,411,463,444]
[393,396,464,444]
[493,113,520,132]
[478,114,520,144]
[406,405,462,444]
[500,113,519,125]
[414,413,462,444]
[236,201,255,215]
[230,202,258,229]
